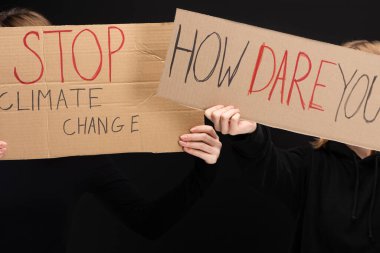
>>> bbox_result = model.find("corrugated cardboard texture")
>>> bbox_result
[159,9,380,151]
[0,22,203,160]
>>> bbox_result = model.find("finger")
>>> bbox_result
[239,120,257,134]
[211,106,234,131]
[180,133,219,146]
[179,140,214,154]
[182,147,216,164]
[0,141,7,148]
[189,125,218,139]
[230,113,241,133]
[220,108,240,134]
[205,105,224,120]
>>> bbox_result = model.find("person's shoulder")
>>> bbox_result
[285,143,315,160]
[286,143,313,152]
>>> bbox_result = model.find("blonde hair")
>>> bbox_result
[0,8,50,27]
[312,40,380,149]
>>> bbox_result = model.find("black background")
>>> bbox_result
[0,0,377,252]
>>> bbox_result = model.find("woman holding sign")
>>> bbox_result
[0,8,222,253]
[206,41,380,253]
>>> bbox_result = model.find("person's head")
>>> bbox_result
[0,8,50,158]
[0,7,50,27]
[312,40,380,149]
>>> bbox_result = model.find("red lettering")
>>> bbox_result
[248,43,276,94]
[308,60,337,111]
[286,52,312,110]
[43,30,73,83]
[72,29,103,81]
[108,26,125,82]
[268,50,288,103]
[14,31,44,85]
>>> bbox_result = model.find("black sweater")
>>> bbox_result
[0,155,218,253]
[228,125,380,253]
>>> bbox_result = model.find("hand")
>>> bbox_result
[179,125,221,164]
[205,105,257,135]
[0,141,7,158]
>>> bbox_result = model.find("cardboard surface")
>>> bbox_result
[0,22,203,160]
[158,9,380,151]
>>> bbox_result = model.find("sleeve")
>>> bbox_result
[88,155,219,240]
[226,124,310,215]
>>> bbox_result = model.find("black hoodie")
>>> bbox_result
[228,124,380,253]
[0,155,219,253]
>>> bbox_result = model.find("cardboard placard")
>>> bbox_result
[0,22,203,160]
[158,9,380,151]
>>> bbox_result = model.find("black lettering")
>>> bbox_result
[363,75,380,123]
[89,88,102,109]
[344,74,369,119]
[218,38,250,87]
[97,117,108,134]
[131,115,139,133]
[111,117,124,132]
[169,24,198,83]
[193,32,221,82]
[0,92,13,110]
[78,117,87,134]
[87,117,96,134]
[70,88,85,107]
[335,64,357,122]
[17,91,30,111]
[38,89,52,110]
[31,90,35,111]
[63,119,75,135]
[56,89,68,110]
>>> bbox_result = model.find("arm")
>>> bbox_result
[205,105,310,214]
[90,126,221,240]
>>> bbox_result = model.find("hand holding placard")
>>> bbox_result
[158,9,380,151]
[0,23,203,160]
[205,105,257,135]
